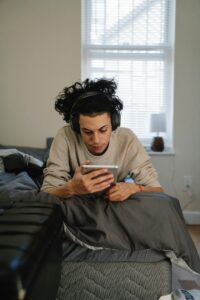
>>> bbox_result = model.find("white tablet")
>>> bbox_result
[82,164,118,183]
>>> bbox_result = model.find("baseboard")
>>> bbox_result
[183,211,200,225]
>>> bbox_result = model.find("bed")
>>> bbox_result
[1,139,200,300]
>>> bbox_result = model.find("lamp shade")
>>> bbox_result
[150,113,166,133]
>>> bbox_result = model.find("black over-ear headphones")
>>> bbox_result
[70,91,121,133]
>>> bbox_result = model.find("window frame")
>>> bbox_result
[82,0,175,150]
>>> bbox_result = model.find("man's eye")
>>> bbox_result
[100,128,107,133]
[84,131,93,135]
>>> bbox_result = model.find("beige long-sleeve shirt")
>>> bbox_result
[41,125,161,191]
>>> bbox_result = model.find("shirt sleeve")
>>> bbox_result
[126,131,162,187]
[130,160,162,187]
[41,128,71,191]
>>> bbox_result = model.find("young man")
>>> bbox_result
[41,78,163,201]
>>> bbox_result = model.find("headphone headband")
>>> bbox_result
[77,91,108,101]
[71,91,112,115]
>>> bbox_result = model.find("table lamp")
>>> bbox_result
[150,113,166,151]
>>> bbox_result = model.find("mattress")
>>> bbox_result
[56,238,172,300]
[57,258,171,300]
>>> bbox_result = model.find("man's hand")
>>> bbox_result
[104,182,140,202]
[104,182,164,202]
[69,162,115,195]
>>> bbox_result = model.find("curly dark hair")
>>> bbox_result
[55,78,123,123]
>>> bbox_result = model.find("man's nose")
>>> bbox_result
[92,132,100,143]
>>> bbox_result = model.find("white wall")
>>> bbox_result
[152,0,200,210]
[0,0,200,210]
[0,0,81,147]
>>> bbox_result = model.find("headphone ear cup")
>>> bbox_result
[111,110,121,130]
[70,114,80,133]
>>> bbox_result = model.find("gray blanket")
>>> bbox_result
[61,192,200,273]
[0,172,200,273]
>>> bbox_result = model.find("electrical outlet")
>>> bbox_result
[184,175,192,190]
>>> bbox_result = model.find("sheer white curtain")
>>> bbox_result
[82,0,175,148]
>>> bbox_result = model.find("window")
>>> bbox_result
[82,0,175,149]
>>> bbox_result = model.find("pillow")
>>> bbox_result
[0,171,38,200]
[0,138,54,185]
[0,137,53,162]
[3,153,27,174]
[0,172,16,187]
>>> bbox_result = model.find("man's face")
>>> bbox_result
[79,112,112,155]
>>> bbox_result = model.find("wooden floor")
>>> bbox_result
[187,225,200,256]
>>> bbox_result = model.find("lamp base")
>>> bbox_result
[151,137,164,152]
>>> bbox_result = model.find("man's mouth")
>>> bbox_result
[91,145,104,152]
[88,143,109,155]
[93,145,102,150]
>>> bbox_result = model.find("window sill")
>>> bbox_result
[145,148,175,156]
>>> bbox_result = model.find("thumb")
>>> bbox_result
[77,160,91,173]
